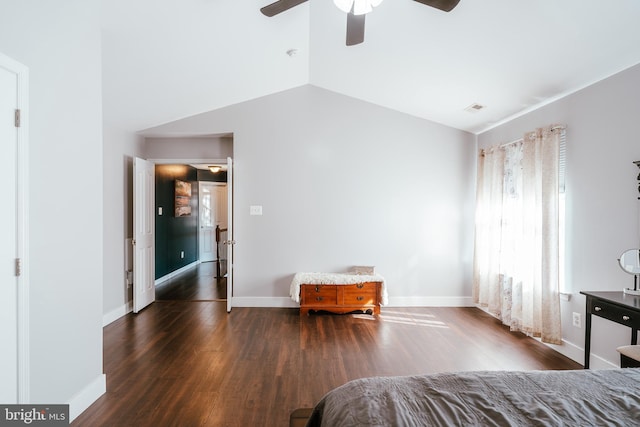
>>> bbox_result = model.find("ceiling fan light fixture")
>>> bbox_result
[333,0,383,15]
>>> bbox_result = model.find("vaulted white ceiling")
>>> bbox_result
[101,0,640,135]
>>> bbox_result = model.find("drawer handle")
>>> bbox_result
[357,296,364,301]
[316,296,323,301]
[623,315,631,321]
[356,284,364,289]
[315,285,320,292]
[594,306,602,312]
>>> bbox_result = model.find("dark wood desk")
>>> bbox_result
[580,291,640,369]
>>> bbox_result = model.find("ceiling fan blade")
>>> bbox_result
[413,0,460,12]
[346,13,365,46]
[260,0,308,17]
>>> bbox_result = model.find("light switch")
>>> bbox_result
[158,207,163,215]
[250,205,263,216]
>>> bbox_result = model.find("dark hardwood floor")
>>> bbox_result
[72,298,581,426]
[156,262,226,301]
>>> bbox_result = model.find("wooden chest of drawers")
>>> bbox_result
[299,282,381,316]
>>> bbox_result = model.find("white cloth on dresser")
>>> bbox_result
[290,272,388,305]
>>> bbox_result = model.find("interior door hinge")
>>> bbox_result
[15,258,21,277]
[14,109,20,127]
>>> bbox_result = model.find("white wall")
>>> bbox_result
[137,85,477,307]
[144,136,233,160]
[0,0,105,418]
[102,127,142,324]
[478,64,640,367]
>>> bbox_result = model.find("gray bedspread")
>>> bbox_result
[306,369,640,426]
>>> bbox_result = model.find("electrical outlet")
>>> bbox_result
[572,312,581,328]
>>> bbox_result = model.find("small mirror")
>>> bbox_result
[619,249,640,274]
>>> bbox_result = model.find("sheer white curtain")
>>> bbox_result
[473,126,562,344]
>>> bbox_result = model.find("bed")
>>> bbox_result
[290,272,388,315]
[303,368,640,426]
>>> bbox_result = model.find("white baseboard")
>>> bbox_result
[68,373,106,422]
[541,338,618,370]
[103,301,133,327]
[155,261,200,286]
[588,353,618,369]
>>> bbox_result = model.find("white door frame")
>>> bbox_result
[225,157,234,313]
[149,158,234,311]
[0,51,30,403]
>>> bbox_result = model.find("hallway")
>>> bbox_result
[156,262,226,301]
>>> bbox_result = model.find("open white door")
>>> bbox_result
[0,52,28,404]
[226,157,234,313]
[0,56,19,403]
[133,157,155,313]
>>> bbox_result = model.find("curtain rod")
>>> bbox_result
[500,125,566,148]
[481,125,566,155]
[499,138,523,149]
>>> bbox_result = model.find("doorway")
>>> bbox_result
[144,159,233,307]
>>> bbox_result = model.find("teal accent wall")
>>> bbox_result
[155,164,199,279]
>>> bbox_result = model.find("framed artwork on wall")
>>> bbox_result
[175,179,192,217]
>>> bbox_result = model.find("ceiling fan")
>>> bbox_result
[260,0,460,46]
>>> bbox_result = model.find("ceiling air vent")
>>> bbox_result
[464,103,486,113]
